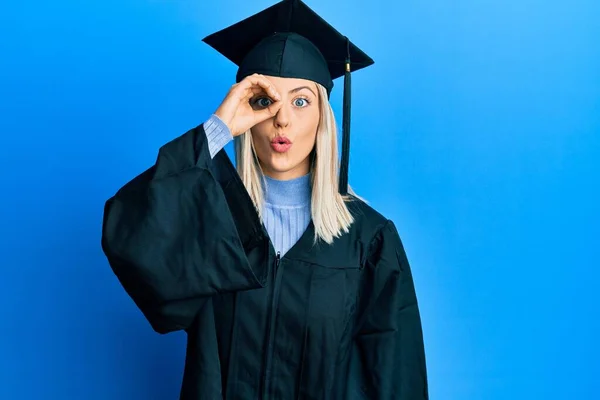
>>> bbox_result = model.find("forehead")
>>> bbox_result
[263,75,318,93]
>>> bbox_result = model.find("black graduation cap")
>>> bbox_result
[202,0,374,195]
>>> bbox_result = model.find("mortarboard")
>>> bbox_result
[202,0,374,195]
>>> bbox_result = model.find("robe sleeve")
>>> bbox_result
[353,220,429,399]
[100,123,269,334]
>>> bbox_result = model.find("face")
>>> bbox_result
[250,76,320,180]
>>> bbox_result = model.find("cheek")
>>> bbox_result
[250,123,270,150]
[251,120,269,137]
[297,109,320,143]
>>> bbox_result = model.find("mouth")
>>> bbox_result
[270,136,292,153]
[271,136,291,145]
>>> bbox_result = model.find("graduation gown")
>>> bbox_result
[101,123,429,399]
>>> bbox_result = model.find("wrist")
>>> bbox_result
[213,110,234,136]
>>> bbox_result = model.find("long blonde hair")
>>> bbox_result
[234,83,366,245]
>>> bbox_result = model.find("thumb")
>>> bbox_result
[253,101,282,124]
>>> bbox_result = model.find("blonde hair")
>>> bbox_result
[234,83,367,246]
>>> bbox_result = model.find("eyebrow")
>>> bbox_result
[289,86,317,96]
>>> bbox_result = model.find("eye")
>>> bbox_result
[251,96,273,109]
[293,97,310,108]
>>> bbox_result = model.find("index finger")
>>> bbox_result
[241,74,281,101]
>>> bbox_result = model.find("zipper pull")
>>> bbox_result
[275,251,281,268]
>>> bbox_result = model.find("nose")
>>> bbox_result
[274,102,290,128]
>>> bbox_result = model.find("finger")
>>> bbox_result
[243,86,264,102]
[241,87,265,102]
[255,74,281,100]
[253,100,283,123]
[250,86,266,95]
[240,74,281,101]
[243,85,280,105]
[238,82,266,103]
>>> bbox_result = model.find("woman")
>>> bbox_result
[101,0,428,399]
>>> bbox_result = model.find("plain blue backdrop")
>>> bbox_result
[1,0,598,398]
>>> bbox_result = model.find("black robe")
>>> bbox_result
[100,123,428,399]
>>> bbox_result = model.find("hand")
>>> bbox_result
[214,74,282,137]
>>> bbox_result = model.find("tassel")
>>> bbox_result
[339,37,351,195]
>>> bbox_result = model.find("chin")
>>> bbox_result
[266,161,294,174]
[257,148,310,178]
[259,156,299,176]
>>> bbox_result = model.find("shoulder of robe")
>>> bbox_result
[344,194,410,275]
[344,193,392,244]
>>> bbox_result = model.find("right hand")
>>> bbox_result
[214,74,283,137]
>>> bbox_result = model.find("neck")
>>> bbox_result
[262,172,311,207]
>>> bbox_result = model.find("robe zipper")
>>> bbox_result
[262,251,281,399]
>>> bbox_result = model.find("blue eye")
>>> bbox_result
[254,97,273,108]
[294,98,309,107]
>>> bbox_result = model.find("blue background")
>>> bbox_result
[1,0,598,398]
